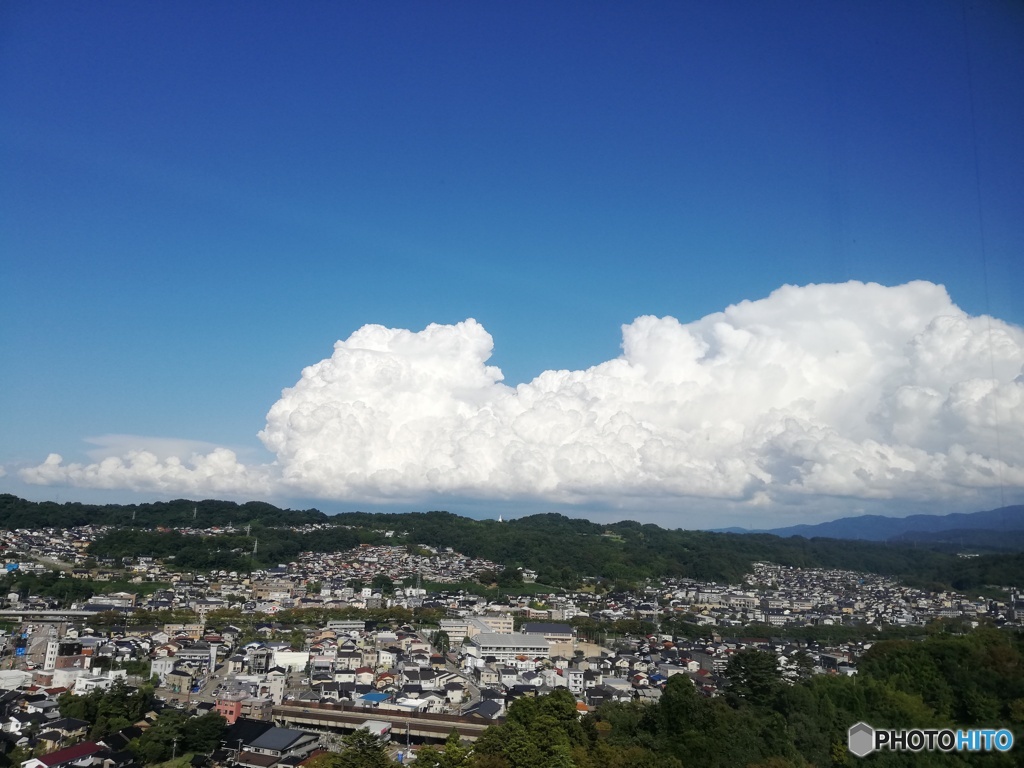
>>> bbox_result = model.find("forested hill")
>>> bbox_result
[328,510,1024,591]
[5,495,1024,591]
[0,494,327,529]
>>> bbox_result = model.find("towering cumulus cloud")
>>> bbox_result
[21,281,1024,515]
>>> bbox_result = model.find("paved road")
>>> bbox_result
[1,622,56,672]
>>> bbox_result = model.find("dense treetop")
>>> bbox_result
[0,494,327,529]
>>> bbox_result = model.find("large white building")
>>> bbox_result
[463,633,550,665]
[440,614,515,645]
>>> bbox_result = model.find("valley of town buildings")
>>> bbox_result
[0,522,1021,767]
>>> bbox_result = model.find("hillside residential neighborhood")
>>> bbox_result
[0,523,1021,767]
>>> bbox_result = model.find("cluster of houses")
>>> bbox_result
[1,521,1023,768]
[0,677,328,768]
[658,561,1006,628]
[0,527,97,570]
[0,606,877,768]
[3,523,1020,634]
[444,619,862,711]
[1,690,133,768]
[295,544,504,592]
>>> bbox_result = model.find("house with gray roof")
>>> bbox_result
[238,727,318,768]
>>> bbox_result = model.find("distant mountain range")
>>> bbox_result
[720,504,1024,548]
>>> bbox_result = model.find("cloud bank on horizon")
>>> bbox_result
[20,281,1024,515]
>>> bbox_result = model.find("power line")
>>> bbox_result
[961,0,1006,510]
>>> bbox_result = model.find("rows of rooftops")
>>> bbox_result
[3,523,1023,637]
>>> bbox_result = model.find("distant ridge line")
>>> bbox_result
[716,504,1024,543]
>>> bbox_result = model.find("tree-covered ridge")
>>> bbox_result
[326,510,1024,591]
[0,494,326,529]
[7,495,1024,590]
[80,516,1024,591]
[79,513,1024,591]
[85,525,376,572]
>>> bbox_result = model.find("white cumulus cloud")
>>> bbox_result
[22,449,274,497]
[20,281,1024,517]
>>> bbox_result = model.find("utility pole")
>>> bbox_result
[250,539,258,582]
[246,526,254,580]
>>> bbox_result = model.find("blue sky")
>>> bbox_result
[2,1,1022,528]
